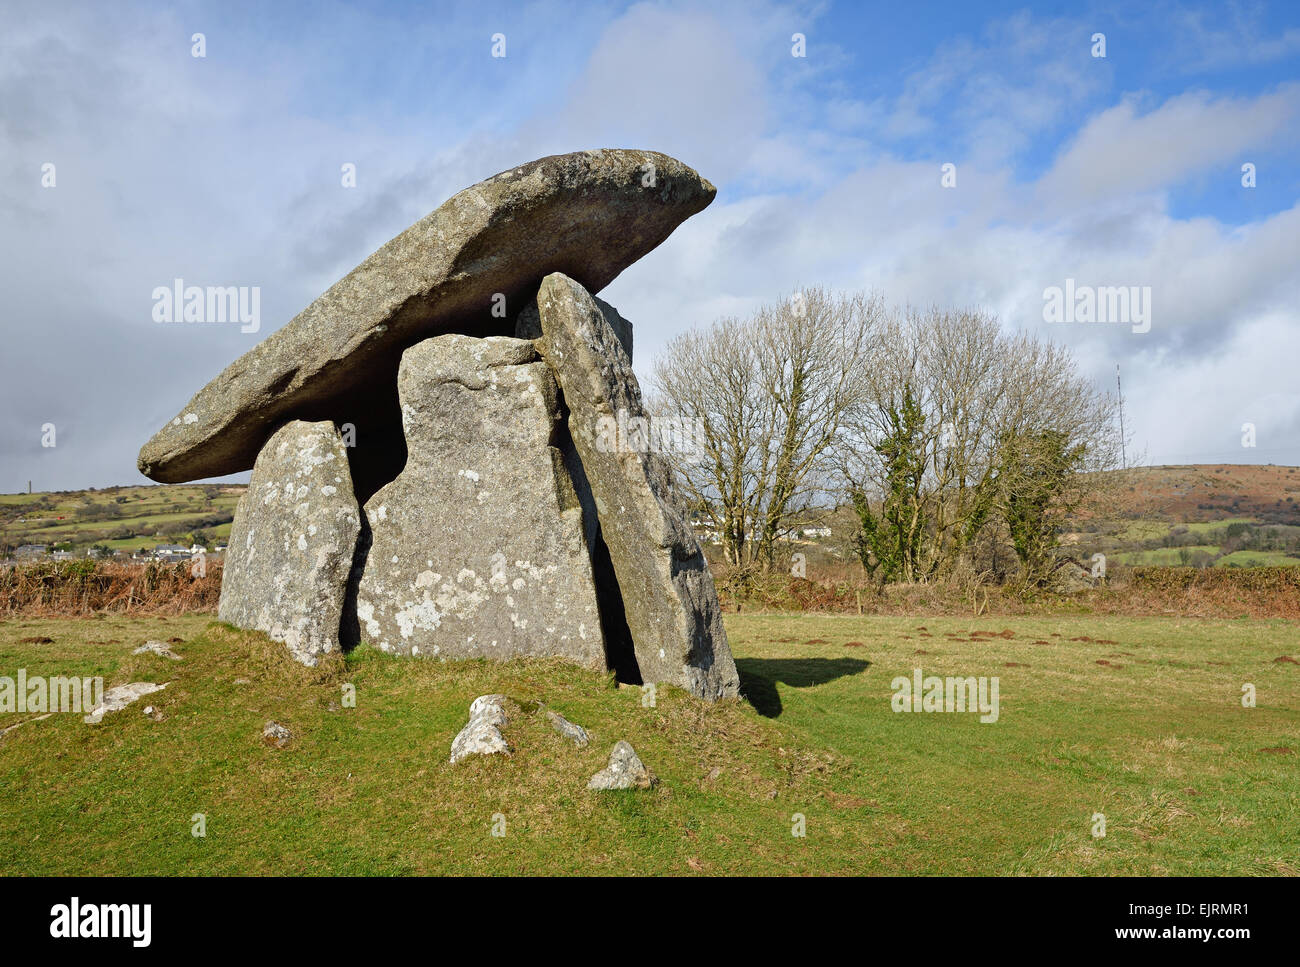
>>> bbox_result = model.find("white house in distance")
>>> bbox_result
[153,544,191,562]
[802,527,832,539]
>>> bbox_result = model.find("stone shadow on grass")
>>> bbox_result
[736,657,870,718]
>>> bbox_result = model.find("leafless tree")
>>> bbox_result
[651,287,882,569]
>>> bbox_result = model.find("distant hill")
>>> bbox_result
[758,464,1300,572]
[1111,464,1300,525]
[0,484,245,557]
[1075,464,1300,569]
[4,464,1299,565]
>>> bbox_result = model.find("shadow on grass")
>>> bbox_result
[737,657,871,718]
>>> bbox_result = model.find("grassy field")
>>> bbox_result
[1114,544,1300,567]
[1113,545,1222,565]
[1215,550,1300,568]
[0,484,241,555]
[0,612,1296,875]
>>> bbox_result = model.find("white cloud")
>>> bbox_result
[880,11,1110,164]
[1165,4,1300,72]
[3,1,1299,490]
[1123,311,1300,464]
[526,3,768,183]
[1036,85,1300,205]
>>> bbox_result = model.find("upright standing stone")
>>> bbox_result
[535,273,740,700]
[353,335,605,665]
[218,420,361,666]
[514,293,633,361]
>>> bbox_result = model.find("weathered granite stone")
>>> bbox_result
[134,640,181,660]
[555,416,641,685]
[262,721,292,749]
[587,740,655,790]
[352,335,605,664]
[535,273,740,701]
[521,291,640,684]
[1051,557,1098,592]
[514,293,633,361]
[138,150,713,491]
[83,682,167,725]
[218,420,361,666]
[545,708,590,747]
[449,694,510,764]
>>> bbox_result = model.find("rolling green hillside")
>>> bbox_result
[6,463,1300,567]
[0,485,243,556]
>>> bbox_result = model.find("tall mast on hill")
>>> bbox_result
[1116,363,1126,471]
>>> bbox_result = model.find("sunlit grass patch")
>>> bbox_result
[0,612,1295,875]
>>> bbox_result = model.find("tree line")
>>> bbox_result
[650,287,1123,588]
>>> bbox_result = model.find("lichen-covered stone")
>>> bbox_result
[83,682,167,725]
[587,740,655,790]
[262,721,292,749]
[218,420,361,666]
[353,335,605,665]
[514,293,633,361]
[133,640,181,660]
[536,273,740,701]
[138,150,712,489]
[449,695,510,764]
[545,708,590,747]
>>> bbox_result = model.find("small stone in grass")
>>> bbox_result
[134,640,182,660]
[83,683,167,724]
[587,741,655,790]
[449,695,510,764]
[262,721,292,749]
[545,709,589,747]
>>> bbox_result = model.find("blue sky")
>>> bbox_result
[2,0,1299,489]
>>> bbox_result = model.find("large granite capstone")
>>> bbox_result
[138,149,714,498]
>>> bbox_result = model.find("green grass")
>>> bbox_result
[1113,545,1221,565]
[1184,518,1260,534]
[1,485,240,554]
[1110,518,1262,543]
[0,612,1296,875]
[1215,550,1300,567]
[1113,520,1175,541]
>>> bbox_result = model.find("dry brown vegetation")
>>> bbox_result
[714,563,1300,620]
[1114,464,1300,524]
[4,556,1299,621]
[0,560,223,617]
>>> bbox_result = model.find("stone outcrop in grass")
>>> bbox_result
[587,740,656,790]
[134,640,182,660]
[262,721,292,749]
[83,682,168,725]
[449,695,511,764]
[545,708,590,747]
